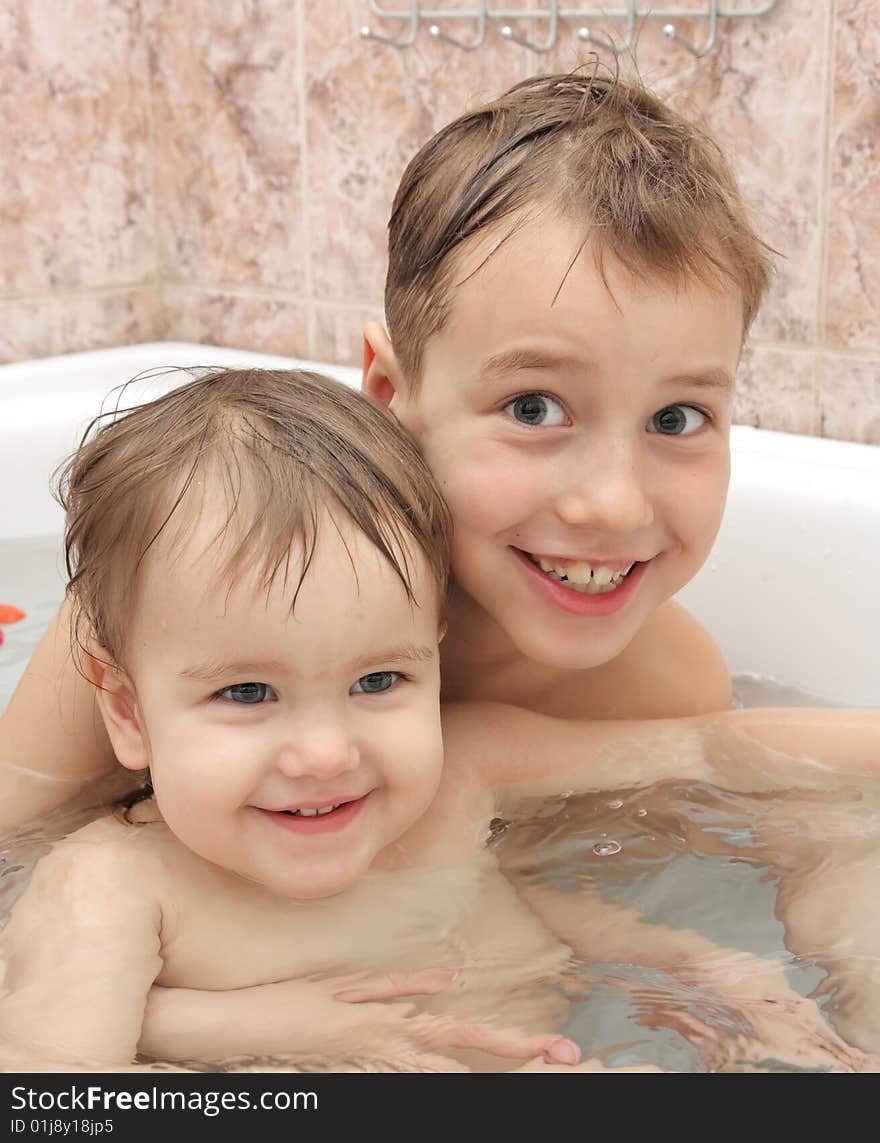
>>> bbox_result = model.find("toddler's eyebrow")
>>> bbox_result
[349,643,437,673]
[179,658,288,682]
[179,645,436,682]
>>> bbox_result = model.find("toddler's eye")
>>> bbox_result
[350,672,400,695]
[504,393,567,427]
[216,682,276,704]
[648,405,707,436]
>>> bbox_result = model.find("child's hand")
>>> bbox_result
[327,968,581,1070]
[514,1057,664,1072]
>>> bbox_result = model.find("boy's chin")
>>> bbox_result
[505,614,643,672]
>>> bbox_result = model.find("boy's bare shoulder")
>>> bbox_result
[573,600,732,719]
[634,600,732,715]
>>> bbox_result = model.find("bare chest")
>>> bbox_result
[156,857,560,992]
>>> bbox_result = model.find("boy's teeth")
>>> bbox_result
[286,803,338,817]
[534,557,635,595]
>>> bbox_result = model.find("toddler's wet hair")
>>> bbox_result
[57,367,450,666]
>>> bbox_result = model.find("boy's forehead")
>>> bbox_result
[439,214,740,340]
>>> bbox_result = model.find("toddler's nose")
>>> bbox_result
[276,720,360,780]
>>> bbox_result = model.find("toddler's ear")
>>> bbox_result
[85,649,150,772]
[362,321,406,409]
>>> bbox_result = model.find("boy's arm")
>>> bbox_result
[520,884,874,1072]
[439,702,880,805]
[0,832,162,1068]
[0,601,120,831]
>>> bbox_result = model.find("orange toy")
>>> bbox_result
[0,604,25,646]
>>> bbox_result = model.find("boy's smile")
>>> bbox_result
[368,215,742,674]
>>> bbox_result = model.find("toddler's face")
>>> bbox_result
[117,505,444,899]
[387,216,741,671]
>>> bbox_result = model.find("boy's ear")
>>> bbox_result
[362,321,406,410]
[85,650,150,773]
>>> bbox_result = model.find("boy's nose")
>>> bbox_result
[275,720,360,781]
[553,445,654,534]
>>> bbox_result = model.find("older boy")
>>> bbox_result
[359,69,880,1052]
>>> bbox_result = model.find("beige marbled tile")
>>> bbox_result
[0,289,162,364]
[824,1,880,350]
[145,0,306,292]
[163,288,310,358]
[672,0,828,346]
[733,344,817,434]
[818,354,880,445]
[312,303,384,369]
[0,0,154,295]
[304,0,531,305]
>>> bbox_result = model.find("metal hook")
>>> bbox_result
[663,0,719,59]
[577,0,636,58]
[577,28,624,58]
[428,2,486,51]
[360,0,421,49]
[501,0,559,54]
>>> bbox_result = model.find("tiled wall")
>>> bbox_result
[1,0,878,442]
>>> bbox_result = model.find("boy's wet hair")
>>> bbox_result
[57,368,450,668]
[386,66,774,384]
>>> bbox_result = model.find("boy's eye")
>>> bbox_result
[503,393,567,427]
[350,672,400,695]
[648,404,707,436]
[216,682,276,704]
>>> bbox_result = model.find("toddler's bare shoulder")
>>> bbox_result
[25,813,175,905]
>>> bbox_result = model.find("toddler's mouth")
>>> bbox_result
[279,800,350,818]
[519,551,638,596]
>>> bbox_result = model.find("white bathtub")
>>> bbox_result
[1,342,878,707]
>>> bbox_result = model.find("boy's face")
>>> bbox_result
[109,506,444,899]
[369,215,742,671]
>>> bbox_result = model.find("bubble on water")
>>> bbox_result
[607,799,623,810]
[592,839,622,857]
[636,809,647,817]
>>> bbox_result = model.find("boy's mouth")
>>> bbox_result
[519,551,638,595]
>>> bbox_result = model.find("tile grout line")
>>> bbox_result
[295,0,315,360]
[815,0,838,435]
[140,0,165,340]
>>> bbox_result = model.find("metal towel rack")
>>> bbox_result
[360,1,781,59]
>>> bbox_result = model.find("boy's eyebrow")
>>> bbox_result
[478,349,734,393]
[477,348,585,381]
[669,367,734,392]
